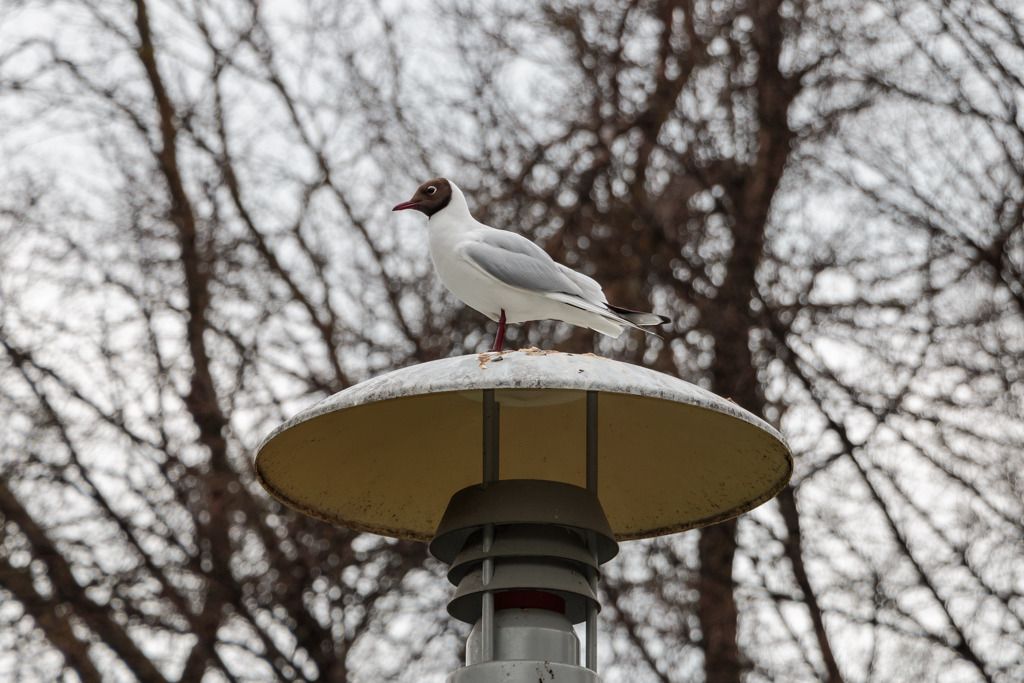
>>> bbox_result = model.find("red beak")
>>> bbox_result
[392,200,420,212]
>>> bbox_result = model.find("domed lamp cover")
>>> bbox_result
[255,350,792,541]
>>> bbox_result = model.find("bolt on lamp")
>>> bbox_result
[256,350,792,682]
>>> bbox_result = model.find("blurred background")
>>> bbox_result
[0,1,1021,681]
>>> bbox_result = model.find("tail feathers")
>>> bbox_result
[547,293,669,338]
[606,303,670,327]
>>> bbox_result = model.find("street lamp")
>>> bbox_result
[256,350,791,682]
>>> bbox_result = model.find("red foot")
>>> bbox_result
[490,309,507,352]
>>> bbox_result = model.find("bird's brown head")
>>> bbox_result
[392,178,452,217]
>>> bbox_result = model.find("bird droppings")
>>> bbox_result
[477,351,500,369]
[477,350,515,368]
[479,347,562,368]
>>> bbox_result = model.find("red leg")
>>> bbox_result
[491,309,507,351]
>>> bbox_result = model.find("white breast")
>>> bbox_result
[428,214,504,321]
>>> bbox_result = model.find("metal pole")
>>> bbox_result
[481,524,493,663]
[481,389,500,662]
[585,391,598,672]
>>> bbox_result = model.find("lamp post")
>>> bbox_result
[256,350,792,682]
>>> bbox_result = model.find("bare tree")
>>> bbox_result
[0,0,1020,682]
[1,1,460,681]
[421,1,1023,681]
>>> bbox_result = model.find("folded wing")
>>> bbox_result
[557,263,607,304]
[459,227,668,335]
[460,229,583,297]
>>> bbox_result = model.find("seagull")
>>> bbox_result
[393,178,669,351]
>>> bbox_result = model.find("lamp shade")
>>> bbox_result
[255,350,792,541]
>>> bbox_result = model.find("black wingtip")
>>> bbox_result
[606,303,671,327]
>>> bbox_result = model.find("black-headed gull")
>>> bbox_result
[393,178,669,351]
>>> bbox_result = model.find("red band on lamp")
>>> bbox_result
[494,590,567,614]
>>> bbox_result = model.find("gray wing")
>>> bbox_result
[557,264,606,304]
[461,229,583,296]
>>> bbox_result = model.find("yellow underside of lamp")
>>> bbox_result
[255,350,792,541]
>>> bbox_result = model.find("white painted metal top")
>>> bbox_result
[255,349,792,541]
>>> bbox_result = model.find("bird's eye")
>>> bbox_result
[425,186,437,195]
